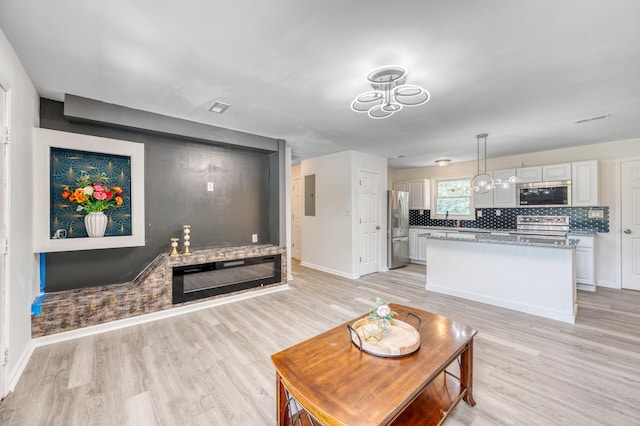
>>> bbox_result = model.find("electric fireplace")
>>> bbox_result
[172,254,282,304]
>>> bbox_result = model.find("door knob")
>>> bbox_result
[624,229,632,234]
[376,226,381,230]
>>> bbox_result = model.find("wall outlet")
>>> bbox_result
[207,182,214,192]
[495,209,501,216]
[477,210,483,218]
[588,209,604,218]
[252,234,258,243]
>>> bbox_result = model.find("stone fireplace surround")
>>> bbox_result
[31,245,287,337]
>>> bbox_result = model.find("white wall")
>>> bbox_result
[389,138,640,289]
[301,151,353,277]
[0,27,40,390]
[291,163,302,265]
[300,150,387,278]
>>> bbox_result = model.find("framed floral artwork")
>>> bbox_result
[33,128,145,252]
[51,147,132,238]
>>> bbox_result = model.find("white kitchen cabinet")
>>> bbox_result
[575,235,596,291]
[493,169,517,208]
[408,179,431,210]
[408,228,426,264]
[473,185,493,208]
[392,181,409,192]
[543,163,571,181]
[418,234,427,263]
[409,228,419,260]
[572,160,599,206]
[517,166,542,183]
[392,180,430,209]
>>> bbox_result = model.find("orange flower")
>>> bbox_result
[61,190,71,199]
[71,188,87,203]
[115,196,123,206]
[112,186,123,196]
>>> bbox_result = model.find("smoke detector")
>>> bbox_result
[209,101,230,114]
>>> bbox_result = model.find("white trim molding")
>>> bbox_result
[300,261,360,279]
[32,128,145,252]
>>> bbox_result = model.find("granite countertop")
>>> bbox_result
[166,244,285,267]
[420,231,579,249]
[410,225,510,233]
[410,225,598,237]
[567,230,598,236]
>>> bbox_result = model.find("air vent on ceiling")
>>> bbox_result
[574,114,611,124]
[209,101,230,114]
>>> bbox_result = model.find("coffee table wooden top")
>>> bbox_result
[271,304,478,426]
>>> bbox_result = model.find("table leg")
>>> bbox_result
[276,373,286,425]
[460,339,476,406]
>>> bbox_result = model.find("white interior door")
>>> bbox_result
[0,84,8,398]
[359,171,380,276]
[292,177,302,260]
[621,160,640,290]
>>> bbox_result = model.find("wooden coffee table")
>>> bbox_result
[271,304,477,425]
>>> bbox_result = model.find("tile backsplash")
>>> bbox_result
[409,207,609,233]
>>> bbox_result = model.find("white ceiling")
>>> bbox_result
[1,1,639,168]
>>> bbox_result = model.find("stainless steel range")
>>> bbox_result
[512,215,570,237]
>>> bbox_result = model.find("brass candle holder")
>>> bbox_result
[182,225,192,255]
[169,238,180,256]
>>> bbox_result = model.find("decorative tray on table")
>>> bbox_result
[347,313,421,358]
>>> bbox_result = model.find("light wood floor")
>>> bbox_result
[1,262,639,425]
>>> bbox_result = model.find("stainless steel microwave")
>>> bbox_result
[516,180,571,207]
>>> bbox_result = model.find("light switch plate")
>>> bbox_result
[207,182,214,192]
[588,209,604,218]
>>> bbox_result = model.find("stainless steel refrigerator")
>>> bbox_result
[387,190,410,269]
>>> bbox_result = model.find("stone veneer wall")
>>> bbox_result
[32,245,287,337]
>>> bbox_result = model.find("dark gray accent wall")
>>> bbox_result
[41,99,280,292]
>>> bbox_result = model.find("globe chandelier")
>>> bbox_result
[471,133,519,194]
[351,65,430,119]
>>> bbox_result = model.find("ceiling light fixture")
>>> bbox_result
[209,101,230,114]
[471,133,519,194]
[435,159,451,167]
[351,65,430,119]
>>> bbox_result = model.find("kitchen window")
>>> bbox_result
[432,178,473,219]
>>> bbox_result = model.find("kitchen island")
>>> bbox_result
[423,232,578,323]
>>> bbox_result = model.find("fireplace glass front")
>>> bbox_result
[172,254,282,303]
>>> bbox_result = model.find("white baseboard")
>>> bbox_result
[428,284,576,324]
[299,261,358,279]
[597,280,619,289]
[32,284,289,348]
[7,340,35,393]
